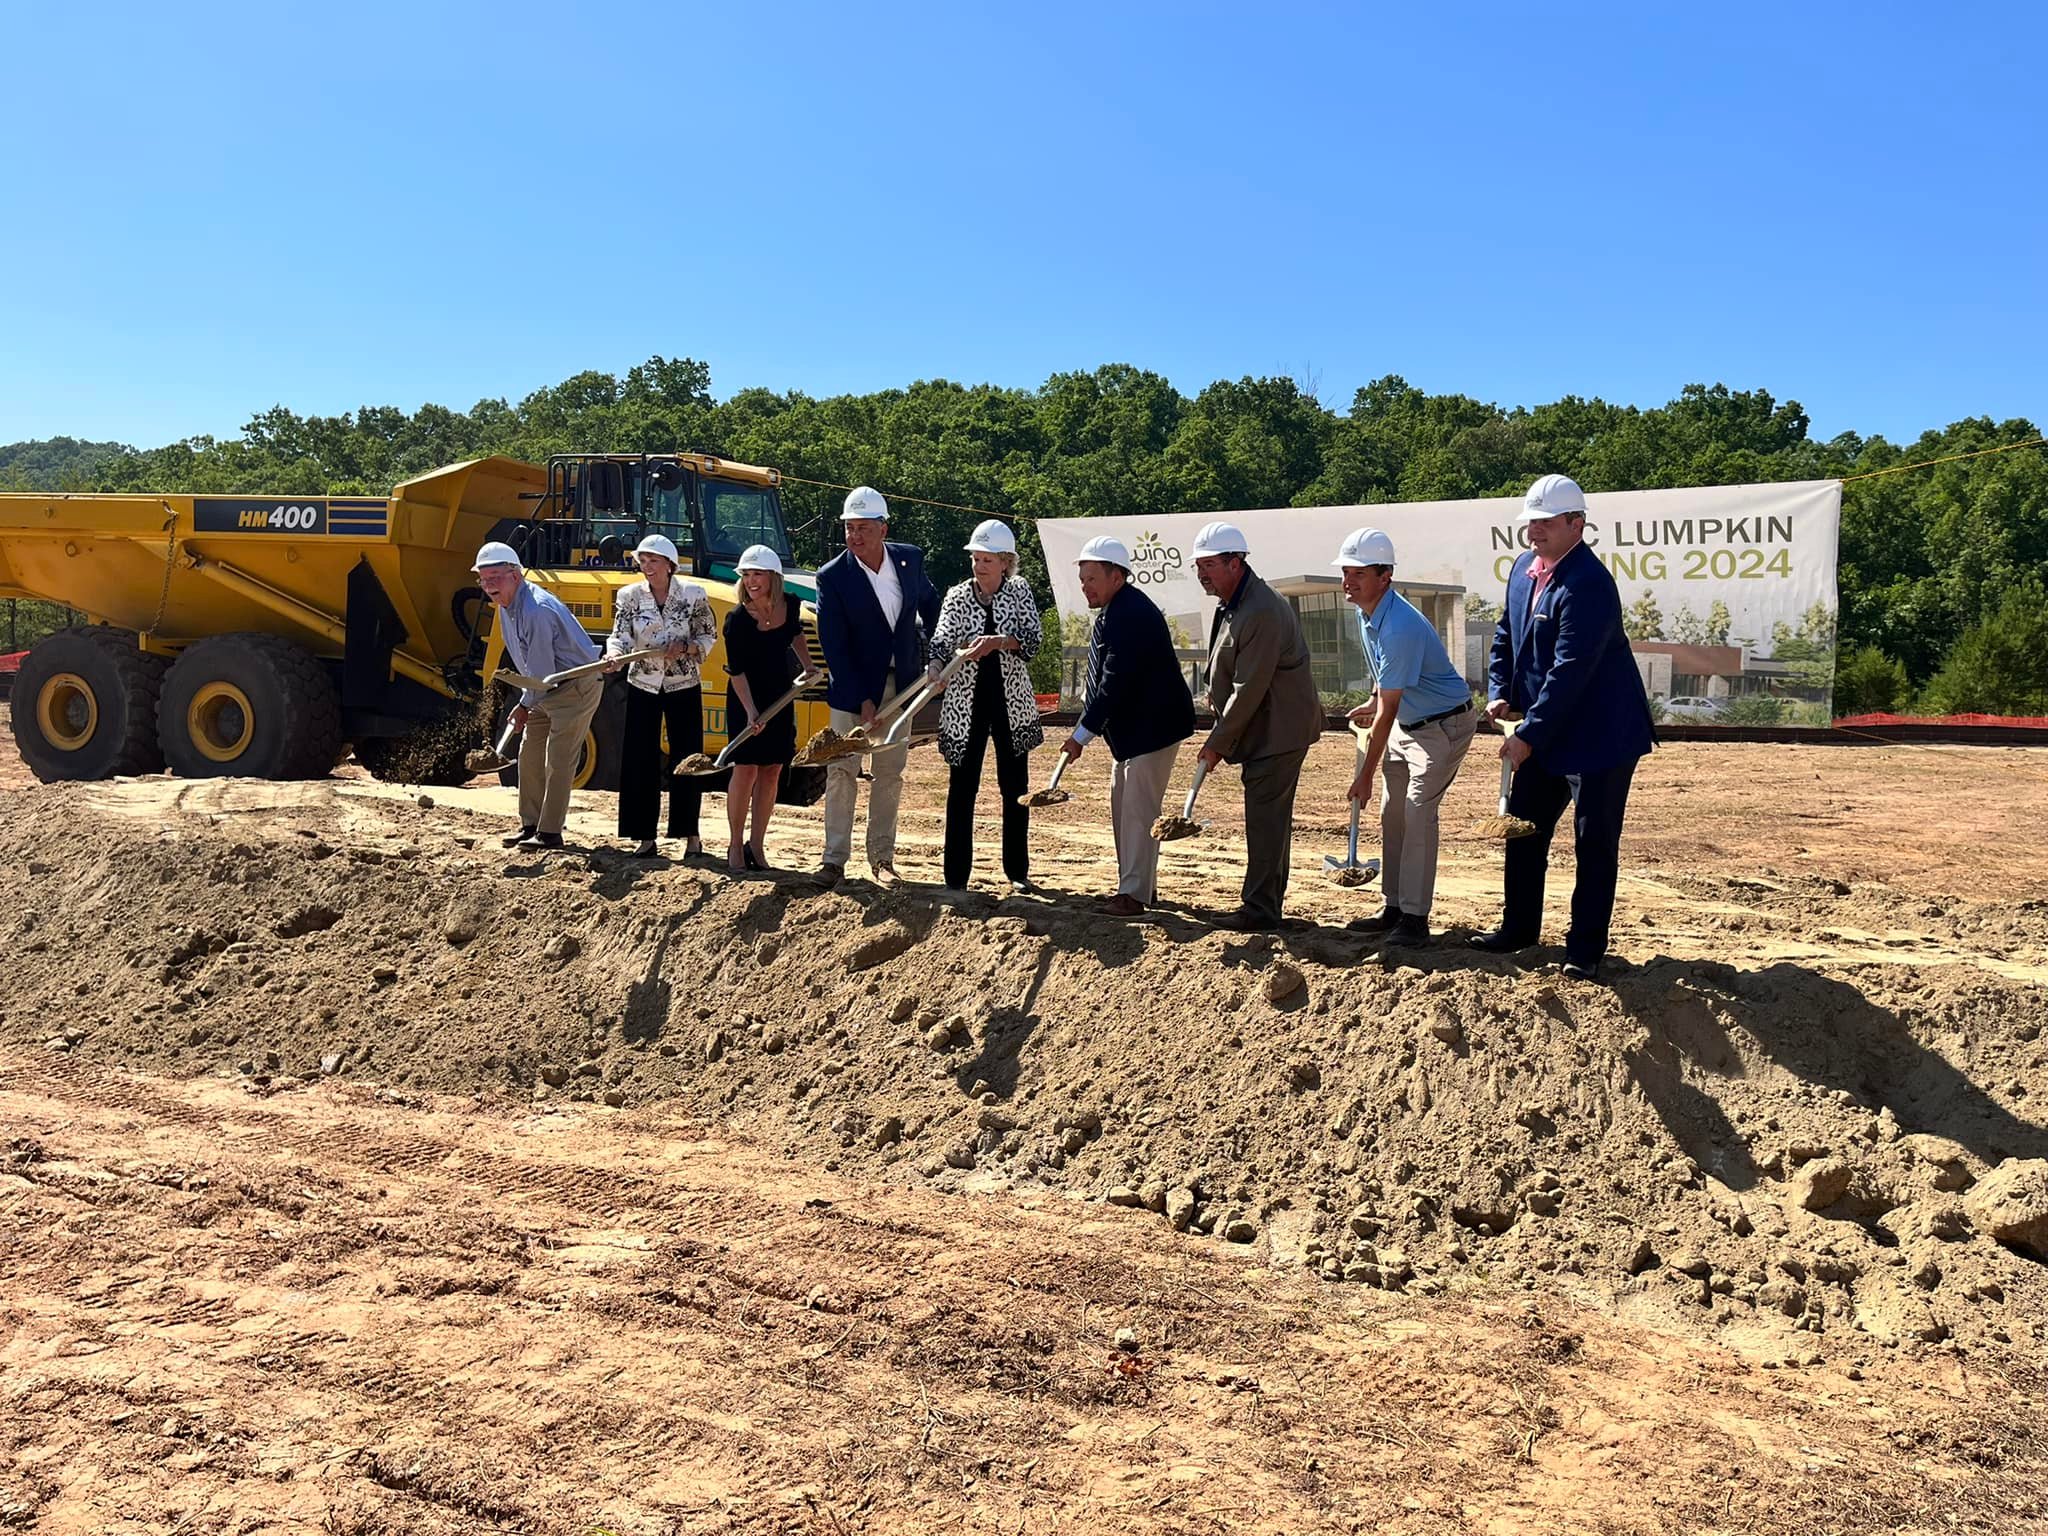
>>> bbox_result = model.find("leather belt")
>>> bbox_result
[1407,699,1473,729]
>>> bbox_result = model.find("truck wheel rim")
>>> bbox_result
[574,727,598,789]
[189,682,255,763]
[36,672,98,751]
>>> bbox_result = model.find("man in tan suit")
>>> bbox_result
[1193,521,1326,931]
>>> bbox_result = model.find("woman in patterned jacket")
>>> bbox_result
[604,534,719,858]
[928,520,1044,893]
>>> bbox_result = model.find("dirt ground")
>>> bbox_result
[4,701,2048,1534]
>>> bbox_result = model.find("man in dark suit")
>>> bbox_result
[1470,474,1655,980]
[814,486,941,886]
[1059,535,1196,916]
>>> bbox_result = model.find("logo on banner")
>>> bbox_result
[1130,531,1183,586]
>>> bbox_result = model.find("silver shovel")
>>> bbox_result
[674,670,824,776]
[876,647,974,749]
[1324,743,1382,886]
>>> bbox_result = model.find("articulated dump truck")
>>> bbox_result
[0,452,830,799]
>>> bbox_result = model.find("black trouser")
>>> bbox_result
[943,692,1029,888]
[619,685,702,840]
[1501,753,1639,964]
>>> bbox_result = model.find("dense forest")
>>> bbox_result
[4,359,2044,715]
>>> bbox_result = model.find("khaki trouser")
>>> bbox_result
[1109,742,1179,902]
[1241,744,1311,924]
[823,673,909,869]
[517,674,604,835]
[1380,706,1479,917]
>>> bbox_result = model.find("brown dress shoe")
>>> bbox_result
[1102,894,1145,917]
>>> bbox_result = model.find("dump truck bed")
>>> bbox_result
[0,456,541,684]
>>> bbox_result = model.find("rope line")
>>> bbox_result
[1840,437,2046,484]
[777,473,1026,524]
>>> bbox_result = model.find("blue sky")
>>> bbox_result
[3,2,2043,449]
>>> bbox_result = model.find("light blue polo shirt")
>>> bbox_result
[1360,588,1470,726]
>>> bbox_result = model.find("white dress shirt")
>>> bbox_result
[861,549,903,630]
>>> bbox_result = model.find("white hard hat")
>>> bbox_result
[472,540,522,571]
[1518,474,1588,523]
[1076,535,1132,570]
[963,519,1016,556]
[633,533,680,566]
[736,544,783,574]
[1332,527,1397,568]
[842,485,889,521]
[1190,520,1249,558]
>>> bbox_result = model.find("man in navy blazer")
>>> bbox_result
[1470,474,1655,979]
[814,485,941,886]
[1059,535,1196,915]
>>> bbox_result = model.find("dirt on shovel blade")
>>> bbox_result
[1327,865,1374,886]
[1474,813,1540,839]
[1151,813,1201,841]
[796,726,870,765]
[672,753,720,776]
[1018,788,1071,807]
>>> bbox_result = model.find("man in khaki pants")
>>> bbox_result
[1336,528,1478,945]
[474,541,602,852]
[812,488,940,886]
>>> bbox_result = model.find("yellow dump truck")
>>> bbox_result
[0,452,830,798]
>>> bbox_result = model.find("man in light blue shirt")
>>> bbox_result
[1335,528,1478,945]
[475,541,601,851]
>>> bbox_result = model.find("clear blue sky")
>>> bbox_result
[3,2,2043,449]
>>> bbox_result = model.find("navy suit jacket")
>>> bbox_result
[1487,542,1655,775]
[1078,582,1195,761]
[816,542,942,713]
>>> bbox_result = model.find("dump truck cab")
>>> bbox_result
[522,452,816,602]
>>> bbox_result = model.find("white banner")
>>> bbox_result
[1038,480,1843,725]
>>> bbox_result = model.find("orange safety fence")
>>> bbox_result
[1834,712,2048,729]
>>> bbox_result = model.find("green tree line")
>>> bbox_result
[4,360,2043,714]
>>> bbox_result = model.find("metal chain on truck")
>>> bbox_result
[147,500,179,639]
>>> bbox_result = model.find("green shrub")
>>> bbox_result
[1918,581,2048,716]
[1832,645,1911,714]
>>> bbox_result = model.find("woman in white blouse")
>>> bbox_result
[604,533,719,858]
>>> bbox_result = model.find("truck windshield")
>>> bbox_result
[700,479,793,566]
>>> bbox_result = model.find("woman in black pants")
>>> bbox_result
[605,533,718,858]
[929,520,1044,892]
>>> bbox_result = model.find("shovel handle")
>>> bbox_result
[1497,720,1518,815]
[543,646,665,689]
[710,670,821,769]
[1044,753,1070,794]
[1178,758,1209,821]
[1346,744,1363,863]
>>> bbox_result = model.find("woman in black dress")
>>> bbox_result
[721,545,812,872]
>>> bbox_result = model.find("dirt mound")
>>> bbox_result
[4,779,2046,1369]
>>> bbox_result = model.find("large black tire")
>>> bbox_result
[492,675,626,793]
[158,634,342,780]
[11,626,168,782]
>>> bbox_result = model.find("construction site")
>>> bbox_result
[5,666,2048,1530]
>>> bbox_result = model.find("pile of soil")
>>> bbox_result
[4,780,2046,1367]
